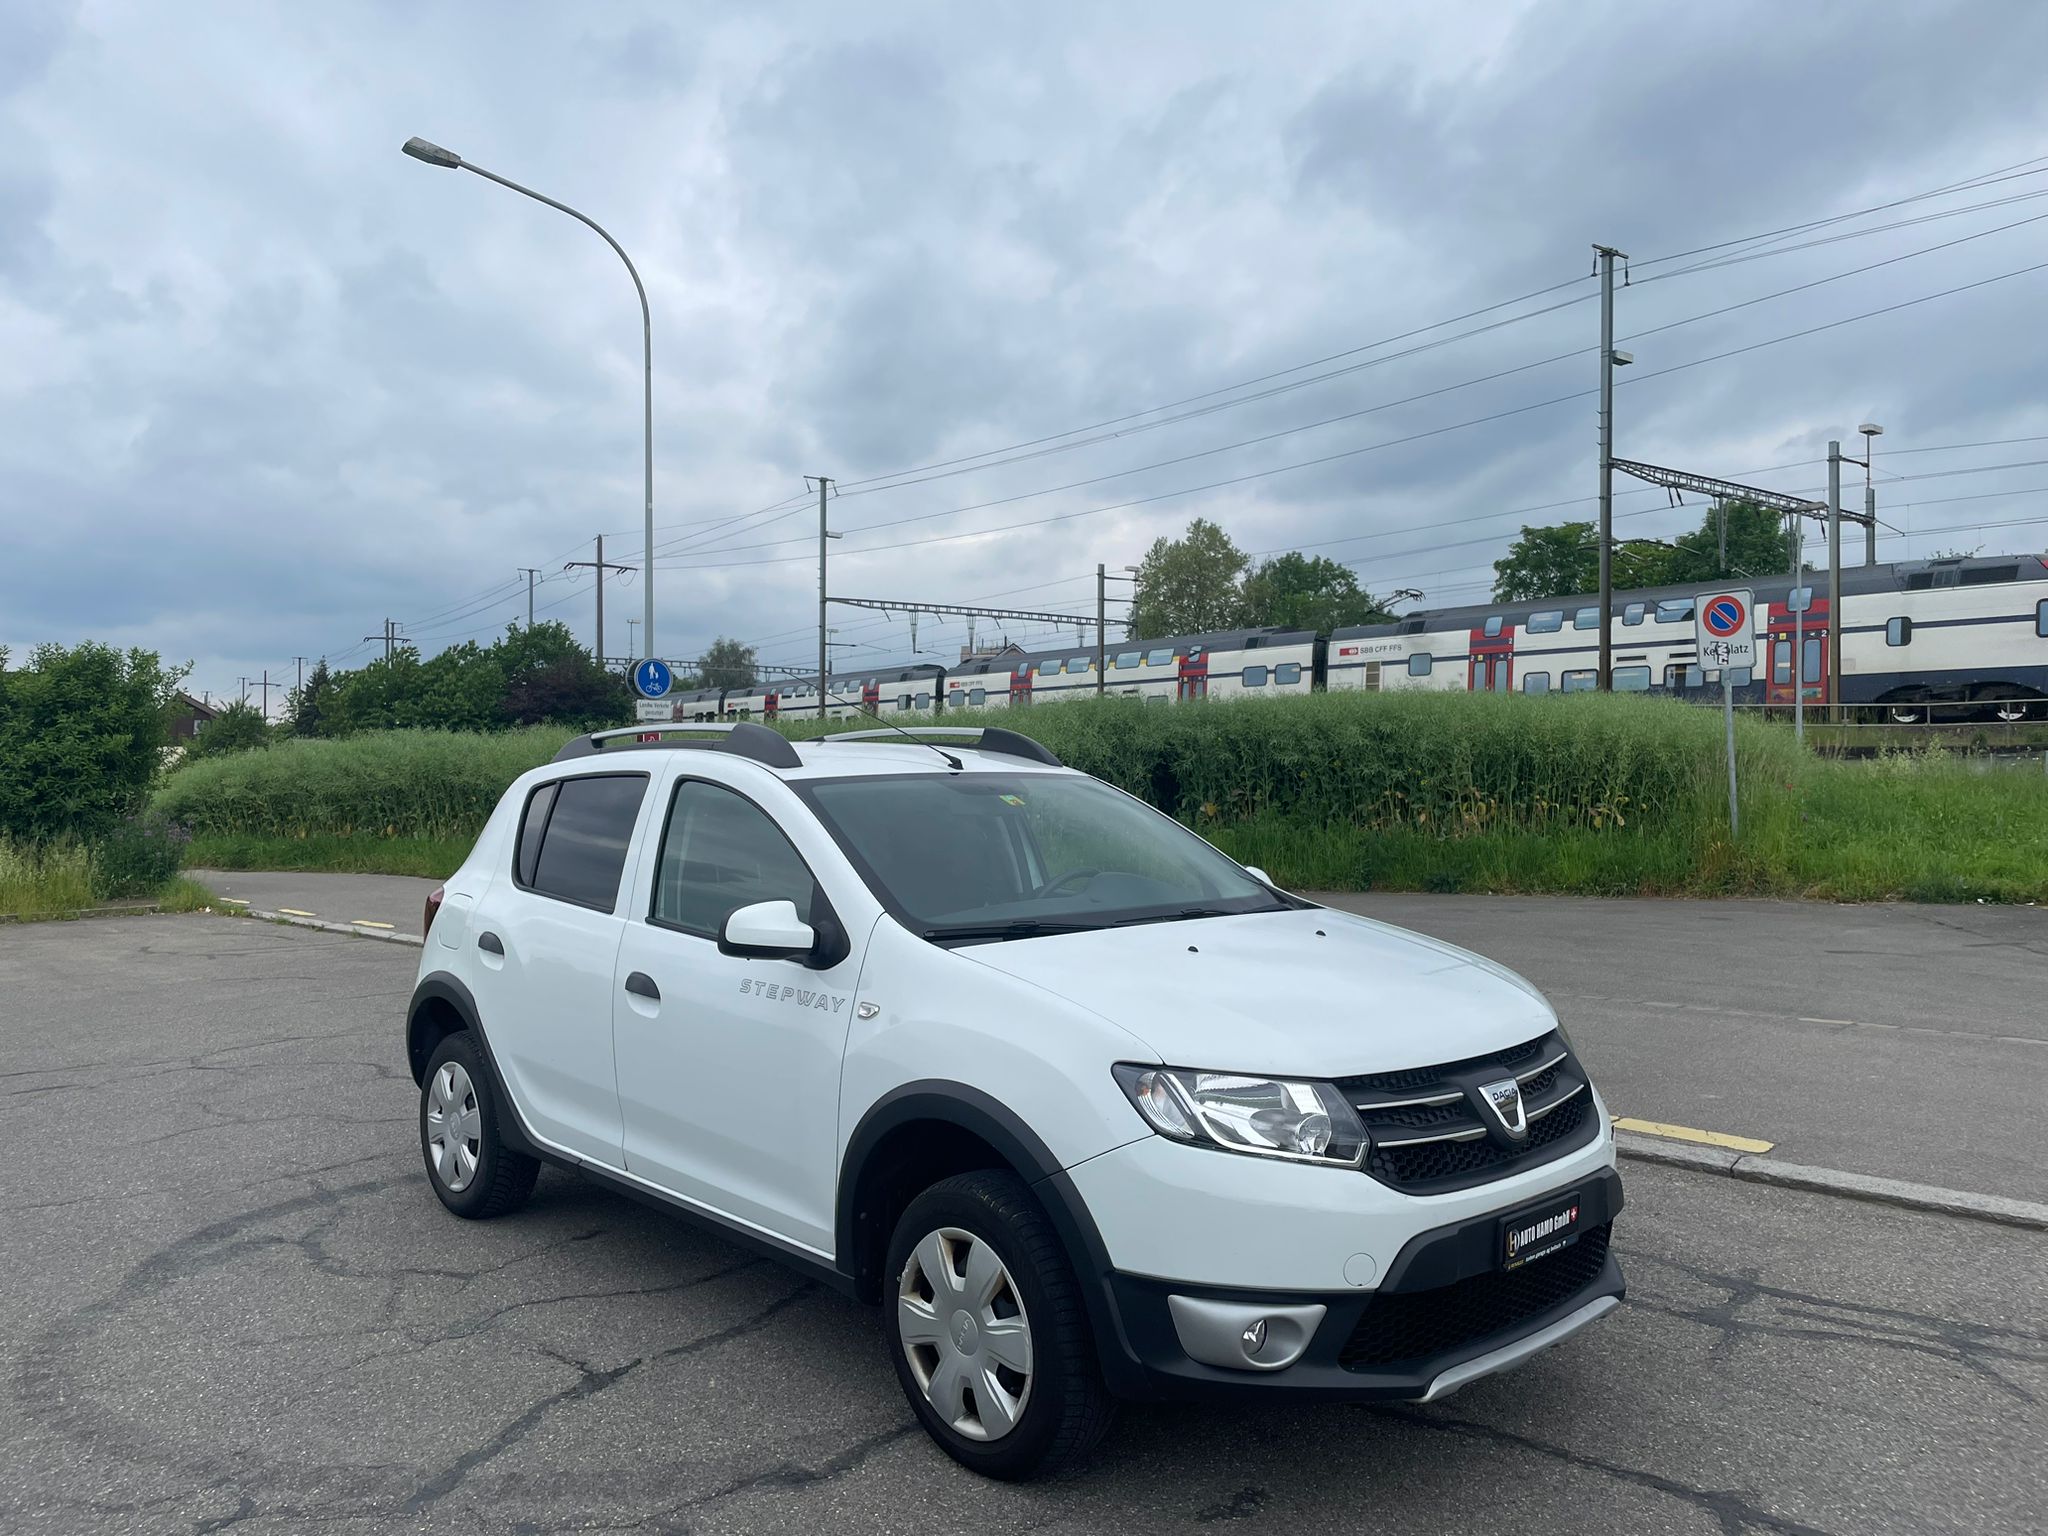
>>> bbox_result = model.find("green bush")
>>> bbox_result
[184,698,271,759]
[91,813,191,898]
[0,642,182,842]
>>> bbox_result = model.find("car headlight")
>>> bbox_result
[1112,1065,1368,1167]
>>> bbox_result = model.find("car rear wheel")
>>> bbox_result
[885,1170,1113,1479]
[419,1032,539,1219]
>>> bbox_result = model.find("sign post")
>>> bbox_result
[632,658,673,741]
[1695,589,1756,838]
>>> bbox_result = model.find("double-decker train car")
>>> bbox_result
[666,551,2047,725]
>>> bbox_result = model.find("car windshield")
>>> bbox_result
[800,772,1292,941]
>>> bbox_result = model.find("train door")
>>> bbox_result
[861,681,881,715]
[762,692,780,720]
[1177,650,1210,701]
[1468,625,1514,692]
[1010,667,1033,707]
[1764,598,1829,709]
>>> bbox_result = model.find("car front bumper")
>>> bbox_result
[1047,1157,1625,1404]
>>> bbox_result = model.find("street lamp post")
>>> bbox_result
[401,136,658,659]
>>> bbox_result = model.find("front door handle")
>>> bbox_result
[624,971,660,1001]
[478,931,504,955]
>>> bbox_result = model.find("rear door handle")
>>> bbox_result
[478,931,504,956]
[625,971,660,1001]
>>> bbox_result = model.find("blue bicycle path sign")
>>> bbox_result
[633,658,673,700]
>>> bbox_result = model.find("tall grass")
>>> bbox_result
[0,841,97,916]
[149,698,2048,901]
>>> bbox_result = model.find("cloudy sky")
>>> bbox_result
[7,0,2048,707]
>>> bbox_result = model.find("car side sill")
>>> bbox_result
[1416,1293,1621,1403]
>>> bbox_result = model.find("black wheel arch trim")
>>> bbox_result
[406,971,544,1162]
[836,1080,1134,1366]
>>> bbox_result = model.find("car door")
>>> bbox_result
[610,772,868,1256]
[468,770,652,1166]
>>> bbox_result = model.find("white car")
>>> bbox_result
[406,722,1624,1478]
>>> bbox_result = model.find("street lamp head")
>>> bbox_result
[1858,423,1884,437]
[401,136,463,170]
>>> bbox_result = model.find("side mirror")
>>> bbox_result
[719,899,816,961]
[1244,866,1274,886]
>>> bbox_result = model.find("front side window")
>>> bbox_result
[1523,671,1552,694]
[1528,611,1564,634]
[1275,662,1302,684]
[521,773,648,911]
[1887,617,1912,647]
[651,780,814,939]
[1613,665,1651,692]
[1408,652,1433,677]
[802,773,1287,940]
[1242,665,1269,688]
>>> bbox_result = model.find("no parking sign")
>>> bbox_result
[1693,588,1756,673]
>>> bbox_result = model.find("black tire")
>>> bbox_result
[883,1170,1114,1480]
[419,1031,539,1219]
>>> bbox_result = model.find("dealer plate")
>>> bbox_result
[1500,1189,1584,1272]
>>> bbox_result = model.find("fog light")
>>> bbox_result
[1168,1296,1325,1372]
[1241,1318,1268,1353]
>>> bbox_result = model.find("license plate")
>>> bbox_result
[1500,1190,1583,1271]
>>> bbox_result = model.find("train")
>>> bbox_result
[672,550,2048,725]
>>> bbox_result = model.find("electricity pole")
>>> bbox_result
[1826,442,1843,723]
[363,619,408,661]
[1859,422,1884,567]
[565,535,633,664]
[810,476,837,719]
[1593,244,1628,691]
[518,567,542,627]
[1095,564,1107,695]
[1716,500,1728,574]
[293,656,305,701]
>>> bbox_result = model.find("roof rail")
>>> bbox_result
[817,726,1062,767]
[550,720,802,770]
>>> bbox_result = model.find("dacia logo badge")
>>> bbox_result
[1478,1077,1529,1141]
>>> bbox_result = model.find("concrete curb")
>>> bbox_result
[243,907,425,949]
[1615,1130,2048,1231]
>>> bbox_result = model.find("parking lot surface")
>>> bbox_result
[1,914,2043,1534]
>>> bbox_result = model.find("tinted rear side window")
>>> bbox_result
[525,774,648,911]
[515,782,558,888]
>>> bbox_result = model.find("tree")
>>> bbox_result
[184,698,271,759]
[283,659,335,738]
[698,637,758,692]
[0,642,183,842]
[1129,518,1250,639]
[489,622,622,727]
[1660,500,1798,584]
[1491,521,1600,602]
[1240,552,1397,632]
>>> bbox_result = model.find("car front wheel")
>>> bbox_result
[419,1032,539,1219]
[885,1170,1113,1479]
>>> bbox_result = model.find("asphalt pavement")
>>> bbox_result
[189,870,2048,1202]
[0,914,2043,1534]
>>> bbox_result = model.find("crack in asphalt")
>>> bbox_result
[1389,1410,1841,1536]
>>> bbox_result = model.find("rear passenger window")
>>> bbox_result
[523,774,648,912]
[652,781,814,939]
[515,782,558,888]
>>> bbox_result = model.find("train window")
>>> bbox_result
[1772,639,1791,685]
[1664,664,1699,690]
[914,693,931,709]
[1622,603,1646,626]
[1962,565,2018,586]
[1527,611,1564,634]
[1243,665,1269,688]
[1886,617,1913,647]
[1068,656,1090,672]
[1522,671,1551,694]
[1146,648,1175,666]
[1483,616,1504,638]
[1656,600,1694,624]
[2036,598,2048,637]
[1407,653,1433,677]
[897,695,912,710]
[1116,651,1141,669]
[1613,666,1651,692]
[1802,638,1822,684]
[1145,693,1169,705]
[1787,586,1813,612]
[969,688,988,706]
[1573,607,1599,630]
[1561,669,1596,692]
[947,690,966,707]
[1037,660,1060,675]
[1275,663,1302,685]
[1726,666,1752,687]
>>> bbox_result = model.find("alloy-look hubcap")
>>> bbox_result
[425,1062,483,1193]
[897,1227,1034,1441]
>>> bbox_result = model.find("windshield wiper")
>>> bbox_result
[1111,906,1231,928]
[921,918,1102,945]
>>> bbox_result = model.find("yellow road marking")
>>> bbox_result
[350,919,396,930]
[1613,1117,1775,1155]
[278,908,317,917]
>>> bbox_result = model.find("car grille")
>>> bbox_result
[1338,1223,1613,1371]
[1336,1030,1600,1195]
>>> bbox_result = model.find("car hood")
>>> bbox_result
[958,907,1557,1078]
